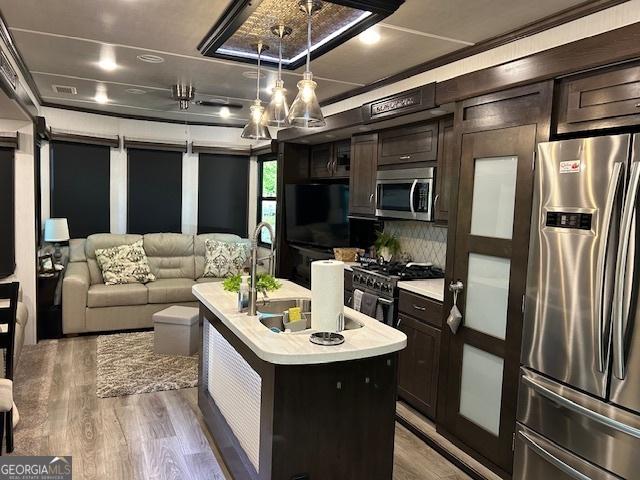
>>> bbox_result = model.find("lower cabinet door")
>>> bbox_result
[397,314,441,419]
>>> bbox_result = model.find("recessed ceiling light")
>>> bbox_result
[326,134,336,139]
[242,70,265,79]
[125,88,146,94]
[359,27,381,45]
[95,85,109,104]
[219,107,231,118]
[98,58,118,71]
[137,54,164,63]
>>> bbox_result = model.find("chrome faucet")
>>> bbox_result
[248,221,276,316]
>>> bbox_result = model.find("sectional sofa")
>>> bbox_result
[62,232,249,334]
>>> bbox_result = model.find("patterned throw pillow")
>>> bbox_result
[95,240,156,285]
[203,239,249,278]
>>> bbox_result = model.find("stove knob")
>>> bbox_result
[354,274,360,282]
[367,278,374,286]
[374,281,381,288]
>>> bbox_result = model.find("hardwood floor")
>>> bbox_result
[11,336,469,480]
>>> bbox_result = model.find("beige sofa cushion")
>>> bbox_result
[194,233,247,278]
[69,239,87,262]
[144,233,195,280]
[146,278,196,304]
[87,284,149,308]
[196,277,224,284]
[85,234,143,285]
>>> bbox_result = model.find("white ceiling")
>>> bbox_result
[0,90,29,121]
[0,0,589,125]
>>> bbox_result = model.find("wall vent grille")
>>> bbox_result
[52,85,77,95]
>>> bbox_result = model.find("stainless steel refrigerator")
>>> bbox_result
[515,134,640,480]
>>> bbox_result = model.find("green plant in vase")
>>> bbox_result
[374,231,401,262]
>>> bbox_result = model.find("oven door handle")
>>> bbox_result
[409,180,418,216]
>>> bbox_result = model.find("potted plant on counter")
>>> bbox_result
[374,231,400,262]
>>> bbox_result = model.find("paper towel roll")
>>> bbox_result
[311,260,344,332]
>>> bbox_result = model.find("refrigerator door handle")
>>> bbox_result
[614,161,640,380]
[523,375,640,439]
[518,431,591,480]
[595,162,623,372]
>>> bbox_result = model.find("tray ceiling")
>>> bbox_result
[0,0,592,124]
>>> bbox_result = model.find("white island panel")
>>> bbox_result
[207,322,262,472]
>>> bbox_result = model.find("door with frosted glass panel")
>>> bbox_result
[442,125,537,475]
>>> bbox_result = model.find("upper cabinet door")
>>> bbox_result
[378,122,438,166]
[309,143,334,179]
[349,134,378,217]
[557,63,640,134]
[435,118,455,224]
[333,140,351,179]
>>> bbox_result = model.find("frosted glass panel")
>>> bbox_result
[459,345,504,436]
[465,253,511,340]
[470,156,518,239]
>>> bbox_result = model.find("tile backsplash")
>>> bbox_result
[384,221,447,268]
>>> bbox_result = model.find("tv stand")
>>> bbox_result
[287,244,335,288]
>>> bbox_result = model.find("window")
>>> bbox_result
[127,148,182,234]
[198,153,249,236]
[50,141,110,238]
[0,148,14,278]
[257,154,278,245]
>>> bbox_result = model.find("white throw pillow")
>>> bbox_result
[95,240,156,285]
[203,239,248,278]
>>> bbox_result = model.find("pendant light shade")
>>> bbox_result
[287,0,325,128]
[242,99,272,140]
[241,42,272,140]
[265,25,291,127]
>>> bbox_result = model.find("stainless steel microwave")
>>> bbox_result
[376,167,434,221]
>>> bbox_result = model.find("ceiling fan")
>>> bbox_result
[170,84,244,111]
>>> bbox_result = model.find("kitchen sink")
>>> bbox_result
[257,298,362,333]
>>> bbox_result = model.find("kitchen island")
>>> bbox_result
[193,280,406,480]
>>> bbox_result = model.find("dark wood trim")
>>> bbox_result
[191,143,251,156]
[251,140,279,156]
[0,132,19,149]
[49,129,120,148]
[437,21,640,104]
[123,137,187,153]
[41,101,247,128]
[197,0,404,70]
[362,83,436,123]
[395,412,486,480]
[277,106,363,142]
[320,0,629,107]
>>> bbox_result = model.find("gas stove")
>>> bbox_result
[352,262,444,298]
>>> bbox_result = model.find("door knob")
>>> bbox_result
[449,281,464,293]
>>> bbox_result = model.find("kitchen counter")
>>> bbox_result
[397,278,445,302]
[196,279,402,480]
[193,280,406,365]
[343,261,358,271]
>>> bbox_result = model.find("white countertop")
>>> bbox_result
[397,278,445,302]
[343,262,358,271]
[193,280,407,365]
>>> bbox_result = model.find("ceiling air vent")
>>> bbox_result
[52,85,77,95]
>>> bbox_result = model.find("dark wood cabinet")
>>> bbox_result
[557,62,640,134]
[397,313,441,420]
[310,140,351,179]
[349,133,378,217]
[309,143,333,179]
[435,117,455,224]
[344,269,353,307]
[397,289,444,420]
[378,122,438,166]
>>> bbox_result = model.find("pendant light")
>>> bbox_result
[241,41,272,140]
[288,0,326,128]
[264,25,292,127]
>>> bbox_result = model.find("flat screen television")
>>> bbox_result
[285,184,350,249]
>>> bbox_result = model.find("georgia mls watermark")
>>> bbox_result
[0,456,72,480]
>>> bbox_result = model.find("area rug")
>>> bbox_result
[11,340,57,456]
[96,331,198,398]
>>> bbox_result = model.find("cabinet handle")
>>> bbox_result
[434,194,440,213]
[369,193,374,203]
[636,103,640,108]
[326,160,332,174]
[412,304,426,312]
[400,155,411,160]
[397,318,402,328]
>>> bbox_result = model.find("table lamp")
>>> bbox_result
[44,218,70,263]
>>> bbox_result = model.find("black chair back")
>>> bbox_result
[0,283,18,381]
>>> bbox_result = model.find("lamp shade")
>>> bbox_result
[241,100,272,141]
[44,218,70,242]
